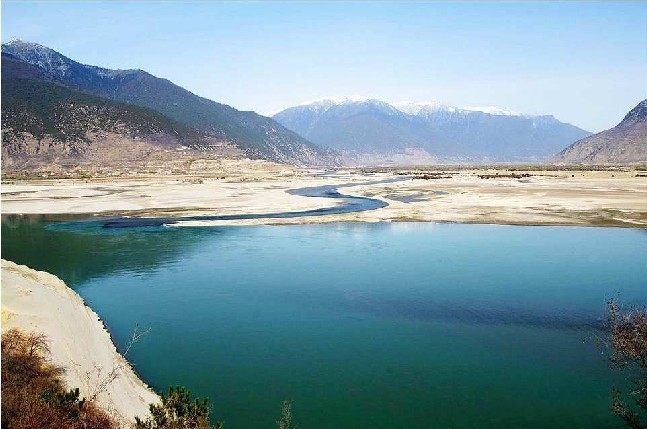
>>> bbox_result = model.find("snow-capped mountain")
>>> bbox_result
[274,98,591,163]
[392,101,458,116]
[461,106,522,116]
[293,98,523,118]
[292,96,404,117]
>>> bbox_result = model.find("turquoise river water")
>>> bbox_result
[2,217,646,428]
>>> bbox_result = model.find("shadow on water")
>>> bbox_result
[2,215,605,332]
[275,283,606,332]
[344,294,605,331]
[1,178,403,283]
[1,214,216,286]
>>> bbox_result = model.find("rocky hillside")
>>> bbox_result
[2,52,239,174]
[553,99,647,164]
[274,97,591,164]
[2,40,339,166]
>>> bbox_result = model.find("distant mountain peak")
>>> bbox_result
[296,95,377,108]
[460,106,522,117]
[309,95,372,104]
[293,97,531,118]
[2,40,143,80]
[394,101,524,117]
[3,39,46,49]
[2,39,64,59]
[553,99,647,164]
[274,97,591,163]
[290,96,402,116]
[392,101,457,115]
[621,99,647,124]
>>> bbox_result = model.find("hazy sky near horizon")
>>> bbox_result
[2,1,646,132]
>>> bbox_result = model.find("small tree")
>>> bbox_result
[135,385,223,429]
[608,299,647,428]
[277,400,296,429]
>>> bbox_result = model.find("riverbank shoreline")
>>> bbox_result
[1,259,159,427]
[2,168,646,228]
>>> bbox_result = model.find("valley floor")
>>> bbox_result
[2,164,647,228]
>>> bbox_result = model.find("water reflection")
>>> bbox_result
[1,214,214,285]
[2,219,646,429]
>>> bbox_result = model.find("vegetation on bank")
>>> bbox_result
[1,329,284,429]
[4,300,645,428]
[1,328,224,429]
[135,386,223,429]
[1,329,114,429]
[608,300,647,428]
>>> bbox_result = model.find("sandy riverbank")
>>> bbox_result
[1,259,159,427]
[2,168,646,228]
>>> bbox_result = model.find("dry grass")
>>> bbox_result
[1,329,116,429]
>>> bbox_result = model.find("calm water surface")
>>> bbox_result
[2,218,646,428]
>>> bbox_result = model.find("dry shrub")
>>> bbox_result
[1,328,115,429]
[608,300,647,428]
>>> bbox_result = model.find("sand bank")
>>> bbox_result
[1,259,159,427]
[2,169,646,227]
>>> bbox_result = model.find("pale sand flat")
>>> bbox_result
[3,169,645,227]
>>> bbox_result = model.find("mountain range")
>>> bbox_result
[2,40,642,170]
[273,97,592,164]
[1,40,339,169]
[553,99,647,164]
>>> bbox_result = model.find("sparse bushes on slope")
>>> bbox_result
[608,299,647,428]
[1,328,115,429]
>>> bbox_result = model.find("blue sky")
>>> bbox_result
[2,1,646,132]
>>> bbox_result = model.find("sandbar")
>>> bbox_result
[2,167,646,228]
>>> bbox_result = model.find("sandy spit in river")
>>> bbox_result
[2,169,646,228]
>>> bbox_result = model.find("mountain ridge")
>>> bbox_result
[1,51,242,173]
[2,40,339,166]
[553,99,647,164]
[289,96,533,118]
[274,97,591,164]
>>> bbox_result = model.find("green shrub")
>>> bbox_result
[135,385,223,429]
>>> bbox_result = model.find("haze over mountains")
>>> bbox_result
[1,40,339,169]
[553,99,647,164]
[274,97,592,165]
